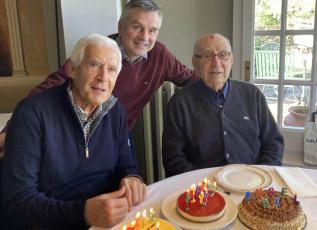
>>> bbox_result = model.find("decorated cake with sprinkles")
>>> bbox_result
[238,187,306,230]
[176,179,226,222]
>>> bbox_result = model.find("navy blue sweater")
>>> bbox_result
[163,79,284,177]
[2,82,138,229]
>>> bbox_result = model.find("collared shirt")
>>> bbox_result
[116,36,147,64]
[67,85,117,145]
[203,80,230,107]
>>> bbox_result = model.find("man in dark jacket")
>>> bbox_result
[2,34,146,229]
[163,33,284,177]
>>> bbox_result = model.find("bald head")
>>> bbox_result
[193,33,231,55]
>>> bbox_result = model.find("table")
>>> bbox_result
[92,165,317,230]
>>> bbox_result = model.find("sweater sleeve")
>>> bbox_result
[256,92,284,165]
[162,96,199,177]
[3,102,86,229]
[161,44,199,86]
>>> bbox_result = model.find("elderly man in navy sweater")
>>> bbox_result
[162,33,284,177]
[2,34,146,229]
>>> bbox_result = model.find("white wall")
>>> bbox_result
[156,0,233,68]
[58,0,121,60]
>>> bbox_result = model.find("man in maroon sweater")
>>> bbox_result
[0,0,199,153]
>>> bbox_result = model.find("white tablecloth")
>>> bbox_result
[91,165,317,230]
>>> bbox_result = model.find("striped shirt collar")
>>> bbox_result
[116,36,147,64]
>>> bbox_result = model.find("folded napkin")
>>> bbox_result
[275,166,317,198]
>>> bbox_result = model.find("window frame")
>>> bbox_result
[233,0,317,157]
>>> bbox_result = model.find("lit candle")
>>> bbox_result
[122,225,127,230]
[156,222,160,230]
[203,178,208,185]
[212,182,217,191]
[190,184,196,202]
[199,191,204,206]
[195,182,201,197]
[149,208,156,221]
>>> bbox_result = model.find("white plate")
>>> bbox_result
[161,189,238,230]
[214,164,274,193]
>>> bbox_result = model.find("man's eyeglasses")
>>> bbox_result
[194,51,231,61]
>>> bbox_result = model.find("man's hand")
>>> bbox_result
[0,133,6,156]
[120,177,147,211]
[84,187,128,228]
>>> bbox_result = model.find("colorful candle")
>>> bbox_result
[293,194,299,205]
[281,187,288,197]
[245,191,251,202]
[186,189,190,211]
[190,184,196,202]
[275,196,281,208]
[268,187,275,197]
[261,198,269,208]
[199,191,204,206]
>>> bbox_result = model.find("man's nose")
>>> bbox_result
[139,29,149,40]
[97,66,109,81]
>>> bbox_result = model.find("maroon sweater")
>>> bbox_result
[24,35,199,130]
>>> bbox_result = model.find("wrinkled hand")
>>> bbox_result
[120,177,147,211]
[84,187,128,228]
[0,133,6,156]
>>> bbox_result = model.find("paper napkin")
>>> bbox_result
[275,166,317,198]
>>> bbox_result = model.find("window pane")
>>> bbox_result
[255,0,282,30]
[287,0,315,30]
[254,36,280,80]
[285,35,313,80]
[256,84,278,121]
[282,85,310,128]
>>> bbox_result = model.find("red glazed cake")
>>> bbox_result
[176,183,226,222]
[238,188,306,230]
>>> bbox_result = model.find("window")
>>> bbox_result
[253,0,317,129]
[233,0,317,156]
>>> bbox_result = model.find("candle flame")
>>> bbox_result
[131,220,136,226]
[150,208,154,213]
[142,209,147,217]
[156,222,160,228]
[122,225,127,230]
[136,212,141,218]
[191,184,195,189]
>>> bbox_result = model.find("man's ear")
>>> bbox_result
[68,61,77,80]
[192,56,198,71]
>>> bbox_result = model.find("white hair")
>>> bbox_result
[70,33,122,73]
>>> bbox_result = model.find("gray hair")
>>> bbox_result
[193,33,232,54]
[70,33,122,73]
[120,0,162,22]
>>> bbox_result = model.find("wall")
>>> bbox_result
[58,0,121,61]
[156,0,233,67]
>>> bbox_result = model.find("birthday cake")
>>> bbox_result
[176,181,226,222]
[238,188,307,230]
[122,209,176,230]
